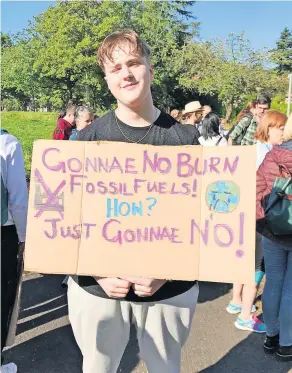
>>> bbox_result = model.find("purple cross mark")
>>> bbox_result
[34,168,66,220]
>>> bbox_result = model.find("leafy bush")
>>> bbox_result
[270,95,288,114]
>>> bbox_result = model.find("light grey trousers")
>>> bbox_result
[67,278,199,373]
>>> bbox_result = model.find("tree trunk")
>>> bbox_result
[225,103,233,122]
[66,71,73,100]
[85,71,90,106]
[68,84,73,100]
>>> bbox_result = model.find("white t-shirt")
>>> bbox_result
[198,135,228,147]
[256,140,272,170]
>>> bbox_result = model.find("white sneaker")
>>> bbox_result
[1,363,17,373]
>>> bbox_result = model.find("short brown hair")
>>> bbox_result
[66,104,76,115]
[97,29,151,71]
[236,101,256,122]
[255,110,287,142]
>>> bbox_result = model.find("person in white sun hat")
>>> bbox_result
[182,101,203,134]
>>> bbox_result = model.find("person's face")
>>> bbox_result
[255,103,269,120]
[67,112,75,125]
[76,112,92,130]
[194,111,203,123]
[103,44,154,108]
[268,126,284,145]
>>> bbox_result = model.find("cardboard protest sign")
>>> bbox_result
[25,141,256,284]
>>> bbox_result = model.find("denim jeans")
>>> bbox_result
[262,237,292,346]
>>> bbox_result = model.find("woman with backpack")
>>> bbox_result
[226,110,286,334]
[256,113,292,362]
[198,112,228,146]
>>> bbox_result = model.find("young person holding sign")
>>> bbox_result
[67,29,200,373]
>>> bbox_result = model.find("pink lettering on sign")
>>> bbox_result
[214,224,234,247]
[70,174,85,193]
[190,218,209,245]
[42,148,65,173]
[69,178,194,198]
[223,156,239,175]
[209,157,220,174]
[68,158,82,173]
[125,158,138,174]
[176,154,240,177]
[190,212,244,247]
[43,219,96,239]
[42,148,83,174]
[109,157,124,173]
[102,219,182,245]
[143,151,172,174]
[177,153,208,177]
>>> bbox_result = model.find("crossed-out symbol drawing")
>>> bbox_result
[34,168,66,220]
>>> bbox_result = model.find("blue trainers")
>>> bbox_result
[226,302,256,314]
[234,315,266,333]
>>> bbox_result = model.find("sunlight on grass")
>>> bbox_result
[2,112,57,175]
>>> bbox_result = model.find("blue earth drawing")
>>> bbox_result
[206,181,240,213]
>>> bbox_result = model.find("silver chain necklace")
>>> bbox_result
[114,108,158,144]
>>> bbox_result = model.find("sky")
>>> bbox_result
[1,1,292,51]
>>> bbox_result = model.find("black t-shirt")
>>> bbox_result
[72,110,199,302]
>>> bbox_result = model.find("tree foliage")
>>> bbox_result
[1,32,13,48]
[1,2,289,116]
[174,33,285,119]
[2,1,196,111]
[271,27,292,74]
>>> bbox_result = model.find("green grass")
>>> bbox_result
[2,112,57,176]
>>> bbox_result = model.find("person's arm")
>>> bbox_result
[256,163,267,221]
[7,141,28,242]
[241,119,257,145]
[229,117,249,143]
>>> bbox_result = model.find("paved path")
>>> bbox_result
[3,274,292,373]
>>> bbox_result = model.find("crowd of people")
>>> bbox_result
[1,29,292,373]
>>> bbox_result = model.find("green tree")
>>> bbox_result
[2,39,36,110]
[271,27,292,74]
[5,0,197,111]
[175,33,272,120]
[1,35,61,111]
[1,32,13,48]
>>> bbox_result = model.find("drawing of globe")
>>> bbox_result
[206,181,240,213]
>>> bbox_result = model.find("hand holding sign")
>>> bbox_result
[95,277,132,298]
[121,276,167,297]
